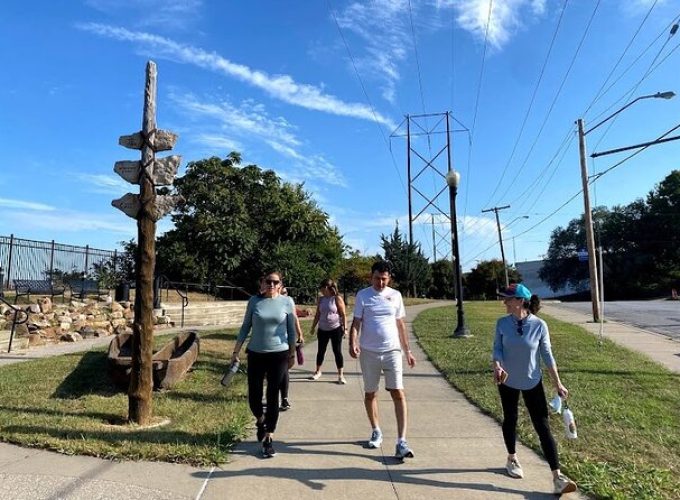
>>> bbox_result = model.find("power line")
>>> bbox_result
[483,0,569,208]
[581,0,659,117]
[462,0,494,219]
[495,0,602,205]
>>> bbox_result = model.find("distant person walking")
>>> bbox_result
[279,286,304,411]
[349,261,416,460]
[309,278,347,384]
[492,283,577,495]
[232,270,296,458]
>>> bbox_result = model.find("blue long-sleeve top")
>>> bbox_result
[492,313,556,390]
[237,295,296,353]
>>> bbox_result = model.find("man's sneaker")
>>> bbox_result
[505,457,524,478]
[256,420,266,442]
[262,437,276,458]
[553,474,577,495]
[280,398,291,411]
[310,372,322,380]
[395,440,414,459]
[338,376,347,385]
[367,429,383,448]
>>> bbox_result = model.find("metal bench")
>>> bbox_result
[13,279,66,304]
[66,279,109,300]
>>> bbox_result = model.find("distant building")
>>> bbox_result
[514,260,581,299]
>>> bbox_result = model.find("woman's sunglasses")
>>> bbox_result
[265,279,280,285]
[516,318,524,336]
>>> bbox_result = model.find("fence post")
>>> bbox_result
[49,240,55,280]
[6,234,14,289]
[84,245,90,277]
[113,249,118,276]
[0,266,4,298]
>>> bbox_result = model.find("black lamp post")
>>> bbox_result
[447,169,471,338]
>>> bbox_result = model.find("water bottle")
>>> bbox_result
[221,360,240,387]
[562,404,577,439]
[296,341,304,365]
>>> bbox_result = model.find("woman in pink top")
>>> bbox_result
[309,278,347,384]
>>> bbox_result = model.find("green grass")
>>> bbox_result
[413,302,680,500]
[0,329,251,465]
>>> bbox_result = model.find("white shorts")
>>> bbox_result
[359,349,403,393]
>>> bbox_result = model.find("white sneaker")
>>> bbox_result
[310,372,321,380]
[395,440,414,459]
[505,457,524,478]
[553,473,577,494]
[367,429,383,448]
[338,376,347,384]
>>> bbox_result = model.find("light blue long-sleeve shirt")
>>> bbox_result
[492,313,556,390]
[237,295,296,353]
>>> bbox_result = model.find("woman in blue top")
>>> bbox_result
[492,283,577,495]
[231,270,296,458]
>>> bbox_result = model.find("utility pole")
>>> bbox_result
[482,205,511,287]
[577,118,601,322]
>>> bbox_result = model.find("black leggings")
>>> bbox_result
[247,350,289,433]
[498,380,560,471]
[315,326,344,369]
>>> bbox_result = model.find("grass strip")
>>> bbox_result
[413,302,680,500]
[0,329,251,465]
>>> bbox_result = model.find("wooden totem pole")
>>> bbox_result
[112,61,181,425]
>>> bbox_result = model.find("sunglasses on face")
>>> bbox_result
[265,279,280,286]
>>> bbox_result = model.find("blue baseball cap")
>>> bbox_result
[498,283,532,300]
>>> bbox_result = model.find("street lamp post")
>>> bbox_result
[577,90,675,323]
[447,169,471,338]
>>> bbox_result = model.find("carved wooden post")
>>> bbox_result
[112,61,181,425]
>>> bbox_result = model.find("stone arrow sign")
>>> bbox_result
[114,156,181,185]
[112,193,182,221]
[119,129,177,152]
[111,193,141,219]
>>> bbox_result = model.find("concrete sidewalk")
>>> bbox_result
[541,303,680,374]
[0,302,584,499]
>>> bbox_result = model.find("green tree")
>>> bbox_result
[380,225,431,297]
[156,153,343,297]
[428,259,455,299]
[466,259,521,300]
[336,250,377,297]
[539,170,680,298]
[92,239,136,288]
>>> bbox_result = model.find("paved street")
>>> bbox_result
[554,300,680,341]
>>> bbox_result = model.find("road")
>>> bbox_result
[555,300,680,341]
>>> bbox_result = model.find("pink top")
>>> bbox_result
[318,295,341,330]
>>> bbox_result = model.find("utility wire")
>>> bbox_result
[495,0,601,204]
[327,2,405,192]
[582,0,658,117]
[463,0,494,219]
[483,0,569,208]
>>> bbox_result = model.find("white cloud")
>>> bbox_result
[8,209,135,235]
[85,0,203,30]
[0,198,55,211]
[77,174,131,195]
[192,133,242,152]
[334,0,409,103]
[444,0,547,50]
[78,23,396,128]
[173,93,347,187]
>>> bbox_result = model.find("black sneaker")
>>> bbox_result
[280,398,291,411]
[262,437,276,458]
[256,420,266,442]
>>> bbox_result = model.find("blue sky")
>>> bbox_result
[1,0,679,272]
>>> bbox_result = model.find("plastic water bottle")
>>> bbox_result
[562,406,577,439]
[221,360,240,387]
[549,394,562,414]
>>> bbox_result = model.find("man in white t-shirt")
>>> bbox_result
[349,261,417,459]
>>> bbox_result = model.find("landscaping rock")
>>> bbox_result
[39,297,53,313]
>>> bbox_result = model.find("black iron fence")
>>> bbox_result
[0,234,117,290]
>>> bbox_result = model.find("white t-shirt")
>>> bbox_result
[353,286,405,352]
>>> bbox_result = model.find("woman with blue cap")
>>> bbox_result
[492,283,577,495]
